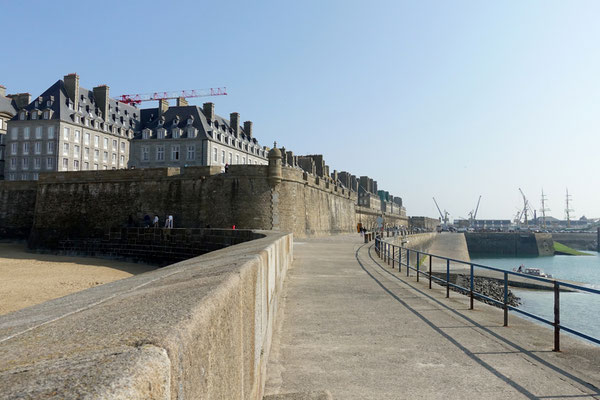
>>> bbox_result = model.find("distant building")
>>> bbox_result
[4,74,138,180]
[0,86,17,180]
[130,102,267,168]
[409,216,440,231]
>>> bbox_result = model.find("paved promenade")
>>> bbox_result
[264,234,600,399]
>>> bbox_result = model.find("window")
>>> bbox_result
[213,147,218,162]
[157,146,164,161]
[142,131,150,139]
[242,156,246,164]
[63,143,69,155]
[20,173,28,180]
[103,151,108,162]
[73,160,79,170]
[74,130,80,143]
[120,155,125,166]
[43,111,49,119]
[19,112,26,120]
[34,142,41,154]
[248,158,251,164]
[172,129,180,139]
[47,126,55,139]
[63,127,69,141]
[120,142,125,153]
[236,154,239,164]
[84,132,90,145]
[94,135,99,147]
[11,143,17,155]
[32,172,39,180]
[35,127,42,139]
[47,142,55,154]
[47,157,54,169]
[103,165,107,170]
[157,130,165,139]
[31,112,37,120]
[186,145,195,160]
[34,158,41,169]
[74,145,80,158]
[24,127,30,140]
[84,147,89,160]
[111,153,117,164]
[103,137,108,149]
[171,145,180,161]
[9,158,16,170]
[94,149,99,161]
[10,127,18,139]
[221,150,225,164]
[84,162,89,170]
[22,158,29,170]
[0,118,3,130]
[112,139,117,151]
[142,147,149,161]
[93,164,98,170]
[228,152,232,164]
[8,173,15,180]
[23,142,29,155]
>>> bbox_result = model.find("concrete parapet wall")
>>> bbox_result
[0,230,293,399]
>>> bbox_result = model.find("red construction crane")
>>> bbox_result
[118,87,227,105]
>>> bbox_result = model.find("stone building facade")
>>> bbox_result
[4,74,137,180]
[0,86,17,180]
[129,102,268,169]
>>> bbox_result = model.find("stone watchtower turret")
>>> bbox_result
[268,142,282,187]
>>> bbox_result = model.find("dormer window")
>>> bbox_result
[172,129,180,139]
[187,127,197,138]
[19,111,26,120]
[158,117,164,127]
[187,117,194,125]
[46,100,52,107]
[84,118,89,126]
[34,100,39,108]
[43,110,50,120]
[31,112,38,120]
[157,128,166,139]
[142,129,151,139]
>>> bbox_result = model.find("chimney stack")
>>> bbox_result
[243,121,253,138]
[64,73,80,110]
[230,112,240,135]
[0,85,5,97]
[203,102,214,121]
[93,85,109,119]
[176,97,188,107]
[8,93,31,109]
[158,99,169,117]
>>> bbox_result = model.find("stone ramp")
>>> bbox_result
[427,232,471,269]
[264,234,600,399]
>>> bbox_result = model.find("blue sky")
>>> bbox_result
[3,0,599,220]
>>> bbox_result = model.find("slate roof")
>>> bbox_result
[11,80,141,132]
[0,94,16,116]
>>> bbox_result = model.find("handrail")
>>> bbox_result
[374,235,600,350]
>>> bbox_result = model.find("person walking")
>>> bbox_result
[153,215,159,228]
[165,215,174,229]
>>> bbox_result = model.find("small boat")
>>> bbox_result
[513,264,552,278]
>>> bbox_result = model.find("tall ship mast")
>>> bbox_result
[540,189,550,228]
[565,188,574,228]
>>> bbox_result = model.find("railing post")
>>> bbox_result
[392,246,395,269]
[469,264,474,310]
[406,249,410,277]
[416,251,420,282]
[446,259,450,298]
[429,255,432,289]
[554,281,560,352]
[503,272,509,327]
[386,243,390,265]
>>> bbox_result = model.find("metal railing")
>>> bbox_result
[374,236,600,351]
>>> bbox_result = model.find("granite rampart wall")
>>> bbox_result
[0,230,293,399]
[0,181,37,239]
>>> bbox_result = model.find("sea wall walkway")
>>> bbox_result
[264,234,600,399]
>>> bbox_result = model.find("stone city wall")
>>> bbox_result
[0,181,37,239]
[25,165,357,248]
[0,230,293,400]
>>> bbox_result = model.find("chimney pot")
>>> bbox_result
[93,85,110,120]
[0,85,6,97]
[243,120,253,138]
[158,99,169,117]
[203,102,214,121]
[230,112,240,135]
[64,73,80,110]
[176,97,188,107]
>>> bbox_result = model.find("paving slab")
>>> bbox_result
[264,234,600,400]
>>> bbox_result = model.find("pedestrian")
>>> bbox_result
[225,163,229,173]
[153,215,159,228]
[165,215,173,229]
[144,214,151,228]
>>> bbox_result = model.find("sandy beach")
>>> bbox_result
[0,242,156,316]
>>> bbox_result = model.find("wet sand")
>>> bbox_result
[0,242,156,316]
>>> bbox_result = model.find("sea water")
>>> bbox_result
[471,252,600,344]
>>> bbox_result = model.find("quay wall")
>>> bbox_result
[0,230,293,400]
[465,232,554,256]
[551,232,598,251]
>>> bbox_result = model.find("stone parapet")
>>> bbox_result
[0,230,293,399]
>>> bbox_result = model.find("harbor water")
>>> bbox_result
[471,252,600,344]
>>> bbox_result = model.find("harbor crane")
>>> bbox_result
[518,188,532,226]
[432,197,450,226]
[118,87,227,105]
[468,195,482,226]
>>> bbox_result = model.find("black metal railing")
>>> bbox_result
[374,235,600,351]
